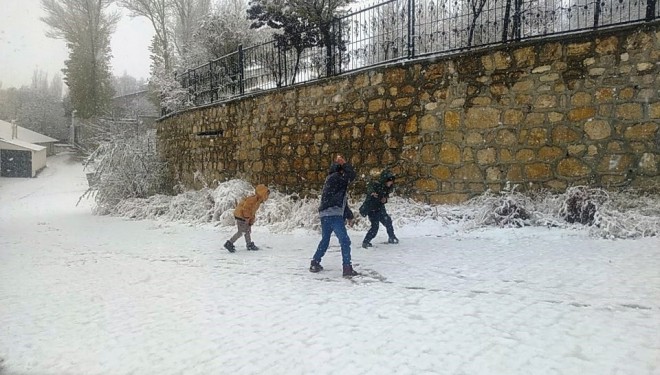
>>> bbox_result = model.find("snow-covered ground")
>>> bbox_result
[0,154,659,375]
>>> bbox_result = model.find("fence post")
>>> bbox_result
[408,0,416,58]
[337,18,343,75]
[647,0,657,21]
[238,44,245,95]
[209,60,215,103]
[593,0,602,28]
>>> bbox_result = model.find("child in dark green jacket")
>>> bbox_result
[359,170,398,248]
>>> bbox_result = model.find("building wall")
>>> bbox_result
[32,148,47,177]
[157,23,660,203]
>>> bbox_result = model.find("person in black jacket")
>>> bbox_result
[309,155,359,277]
[359,169,398,248]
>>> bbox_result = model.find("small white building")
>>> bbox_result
[0,138,47,178]
[0,119,58,156]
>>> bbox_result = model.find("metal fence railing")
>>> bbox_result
[176,0,658,109]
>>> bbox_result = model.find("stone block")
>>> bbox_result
[481,54,494,71]
[466,132,484,145]
[584,119,611,140]
[596,87,614,103]
[539,73,560,82]
[420,114,441,132]
[534,95,557,109]
[421,144,438,164]
[455,164,483,181]
[567,42,592,57]
[465,107,501,129]
[405,115,418,133]
[595,36,618,55]
[538,146,563,161]
[540,43,561,62]
[616,103,644,121]
[514,46,535,68]
[516,149,535,162]
[431,165,451,180]
[571,92,592,106]
[368,98,385,113]
[638,153,658,175]
[557,158,591,177]
[552,125,581,144]
[624,123,658,140]
[395,97,414,108]
[503,109,524,126]
[477,148,497,165]
[597,154,633,173]
[637,62,655,73]
[568,107,597,122]
[512,80,534,91]
[525,163,552,180]
[444,111,461,130]
[650,103,660,119]
[472,96,492,106]
[415,178,439,192]
[496,130,517,146]
[567,145,586,156]
[485,167,502,181]
[424,63,445,80]
[440,143,462,164]
[493,51,512,70]
[506,165,523,181]
[548,112,564,123]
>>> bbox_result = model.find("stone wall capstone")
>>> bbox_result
[157,23,660,203]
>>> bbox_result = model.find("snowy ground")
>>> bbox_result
[1,154,659,375]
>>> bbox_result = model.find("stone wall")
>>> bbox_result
[157,23,660,203]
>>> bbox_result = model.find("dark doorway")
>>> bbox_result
[1,149,32,178]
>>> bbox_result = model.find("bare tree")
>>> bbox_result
[118,0,173,71]
[171,0,212,59]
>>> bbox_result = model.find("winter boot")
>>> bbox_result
[342,264,359,277]
[246,242,259,251]
[309,260,323,273]
[388,236,399,244]
[224,240,236,253]
[362,241,373,249]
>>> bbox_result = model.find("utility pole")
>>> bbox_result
[70,110,77,146]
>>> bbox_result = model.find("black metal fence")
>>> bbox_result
[178,0,658,107]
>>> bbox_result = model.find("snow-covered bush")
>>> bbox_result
[97,174,659,239]
[559,186,605,225]
[466,185,532,228]
[80,126,172,214]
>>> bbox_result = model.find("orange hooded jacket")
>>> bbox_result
[233,184,269,225]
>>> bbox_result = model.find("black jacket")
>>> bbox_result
[318,162,356,219]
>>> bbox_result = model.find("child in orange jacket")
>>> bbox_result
[224,184,270,252]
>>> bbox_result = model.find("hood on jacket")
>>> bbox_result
[328,162,343,175]
[255,184,270,201]
[379,170,396,183]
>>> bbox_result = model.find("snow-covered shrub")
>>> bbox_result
[586,190,660,239]
[559,186,605,225]
[80,126,172,214]
[467,186,532,228]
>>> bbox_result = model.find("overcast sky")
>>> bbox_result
[0,0,154,90]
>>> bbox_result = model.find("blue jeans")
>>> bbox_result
[313,216,352,265]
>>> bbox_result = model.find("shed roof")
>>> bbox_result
[0,138,47,152]
[0,119,58,144]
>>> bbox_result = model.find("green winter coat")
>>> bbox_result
[359,170,395,216]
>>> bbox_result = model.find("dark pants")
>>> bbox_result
[363,209,395,243]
